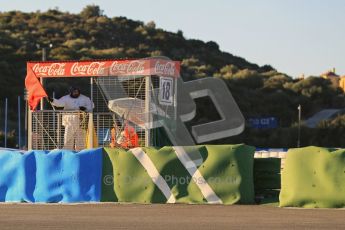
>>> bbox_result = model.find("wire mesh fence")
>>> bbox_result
[32,110,88,150]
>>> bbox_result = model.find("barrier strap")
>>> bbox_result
[130,147,176,203]
[172,146,223,204]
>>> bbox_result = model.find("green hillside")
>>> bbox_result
[0,5,344,147]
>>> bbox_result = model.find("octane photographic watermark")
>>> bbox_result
[103,174,238,186]
[105,56,245,147]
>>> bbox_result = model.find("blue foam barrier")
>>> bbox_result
[0,148,102,203]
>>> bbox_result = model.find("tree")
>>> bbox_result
[80,5,103,18]
[263,74,292,90]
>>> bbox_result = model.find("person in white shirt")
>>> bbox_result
[49,86,93,150]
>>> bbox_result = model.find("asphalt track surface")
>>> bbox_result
[0,203,344,230]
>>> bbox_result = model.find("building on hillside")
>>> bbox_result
[321,68,340,88]
[320,68,345,92]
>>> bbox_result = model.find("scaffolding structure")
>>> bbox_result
[26,58,180,150]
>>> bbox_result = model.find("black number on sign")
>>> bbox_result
[162,81,171,100]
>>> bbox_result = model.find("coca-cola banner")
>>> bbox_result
[27,59,180,78]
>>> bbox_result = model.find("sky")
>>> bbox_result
[1,0,345,77]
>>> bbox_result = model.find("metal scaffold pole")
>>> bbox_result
[145,75,151,147]
[88,77,94,149]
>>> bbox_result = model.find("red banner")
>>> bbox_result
[27,59,180,78]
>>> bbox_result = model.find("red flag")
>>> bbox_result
[25,68,47,111]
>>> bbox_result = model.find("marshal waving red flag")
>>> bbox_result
[25,68,47,111]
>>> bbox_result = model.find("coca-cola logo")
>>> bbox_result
[32,63,66,76]
[154,61,175,75]
[71,62,106,76]
[110,60,145,75]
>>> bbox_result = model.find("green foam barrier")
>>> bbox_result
[101,145,255,204]
[280,146,345,208]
